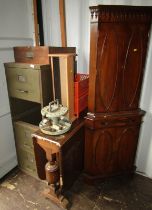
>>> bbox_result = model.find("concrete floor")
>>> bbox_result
[0,168,152,210]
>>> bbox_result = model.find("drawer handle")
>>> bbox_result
[101,122,109,126]
[26,51,34,58]
[16,89,28,93]
[30,159,34,163]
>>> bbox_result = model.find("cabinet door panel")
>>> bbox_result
[95,23,149,113]
[85,120,141,177]
[117,126,140,170]
[122,24,149,110]
[85,128,117,176]
[93,130,114,174]
[95,23,121,112]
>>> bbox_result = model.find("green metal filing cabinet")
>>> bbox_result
[5,62,53,177]
[14,121,38,176]
[5,63,52,106]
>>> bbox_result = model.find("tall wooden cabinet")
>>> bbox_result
[84,5,152,180]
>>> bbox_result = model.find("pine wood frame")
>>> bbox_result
[33,0,67,47]
[59,0,67,47]
[33,0,39,46]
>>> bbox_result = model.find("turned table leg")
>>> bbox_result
[37,142,69,209]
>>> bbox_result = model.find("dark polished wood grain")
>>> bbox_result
[88,22,150,113]
[85,5,152,181]
[90,5,152,23]
[84,110,144,180]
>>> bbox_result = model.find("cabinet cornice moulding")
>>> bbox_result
[90,5,152,23]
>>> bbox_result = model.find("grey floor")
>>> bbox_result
[0,168,152,210]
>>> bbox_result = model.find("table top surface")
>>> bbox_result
[32,118,84,147]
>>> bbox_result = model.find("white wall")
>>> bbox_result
[0,0,34,114]
[89,0,152,6]
[0,0,34,177]
[42,0,61,46]
[65,0,90,72]
[136,26,152,178]
[0,114,17,178]
[0,0,34,39]
[42,0,90,72]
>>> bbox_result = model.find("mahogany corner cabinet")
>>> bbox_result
[84,5,152,181]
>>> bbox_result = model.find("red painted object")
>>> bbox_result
[74,74,89,117]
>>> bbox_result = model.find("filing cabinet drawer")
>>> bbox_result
[17,148,37,177]
[14,121,38,153]
[5,67,41,102]
[5,62,52,106]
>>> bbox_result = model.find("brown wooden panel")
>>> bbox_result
[88,5,152,113]
[94,23,150,112]
[85,108,144,130]
[61,126,84,190]
[85,128,116,176]
[84,128,94,174]
[14,46,50,64]
[117,127,140,170]
[85,4,152,181]
[94,130,114,174]
[95,23,123,112]
[84,112,144,178]
[88,22,98,112]
[14,46,76,64]
[90,5,152,24]
[121,24,149,110]
[59,0,67,47]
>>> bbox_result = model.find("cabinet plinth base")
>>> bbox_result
[83,167,136,184]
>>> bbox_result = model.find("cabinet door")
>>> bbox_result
[85,125,141,177]
[121,23,149,111]
[95,23,122,113]
[117,126,140,171]
[95,23,149,113]
[85,127,117,176]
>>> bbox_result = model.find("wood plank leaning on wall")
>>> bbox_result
[33,0,67,47]
[59,0,67,47]
[33,0,39,46]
